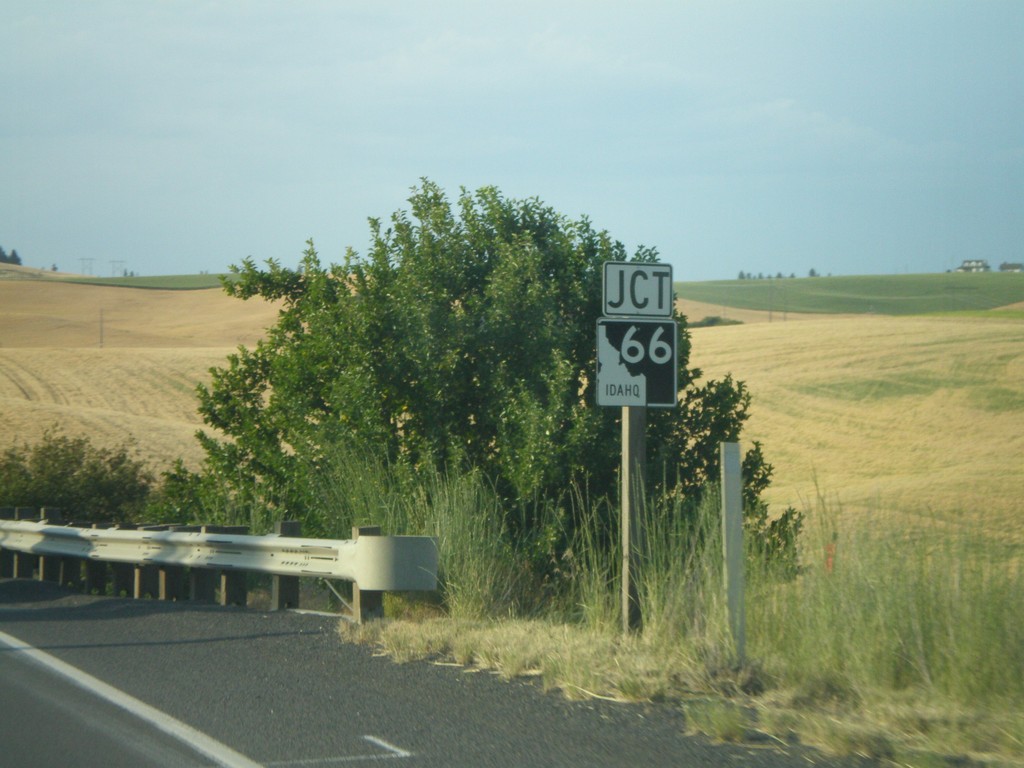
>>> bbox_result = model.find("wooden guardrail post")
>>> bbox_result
[134,525,168,598]
[110,523,136,597]
[170,525,213,601]
[84,523,113,594]
[12,507,39,579]
[271,520,301,610]
[215,526,250,607]
[158,526,189,601]
[57,518,86,591]
[37,508,67,584]
[0,507,14,577]
[352,526,384,622]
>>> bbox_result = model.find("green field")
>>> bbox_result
[59,273,232,290]
[0,264,234,289]
[676,272,1024,315]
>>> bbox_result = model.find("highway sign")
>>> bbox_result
[603,262,674,317]
[596,318,678,408]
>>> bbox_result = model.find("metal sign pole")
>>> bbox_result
[621,405,646,633]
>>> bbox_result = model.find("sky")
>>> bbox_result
[1,1,1021,282]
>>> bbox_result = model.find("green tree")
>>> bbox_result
[186,181,769,534]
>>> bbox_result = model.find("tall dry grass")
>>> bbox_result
[340,465,1023,761]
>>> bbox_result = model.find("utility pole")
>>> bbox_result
[110,259,125,277]
[79,257,94,276]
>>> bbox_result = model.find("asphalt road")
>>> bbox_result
[0,579,874,767]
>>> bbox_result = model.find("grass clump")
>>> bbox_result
[684,700,750,743]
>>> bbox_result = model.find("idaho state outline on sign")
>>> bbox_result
[596,318,678,408]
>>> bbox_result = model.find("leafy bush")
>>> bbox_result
[0,430,154,523]
[182,180,772,543]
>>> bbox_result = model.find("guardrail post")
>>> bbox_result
[0,507,14,578]
[12,508,39,578]
[111,525,136,597]
[271,520,301,610]
[352,526,384,622]
[38,508,66,583]
[128,526,160,598]
[174,525,213,601]
[220,569,247,606]
[56,519,86,591]
[159,526,187,601]
[215,526,250,607]
[84,523,111,594]
[135,565,160,602]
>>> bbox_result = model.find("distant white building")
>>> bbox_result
[999,261,1023,273]
[956,259,991,273]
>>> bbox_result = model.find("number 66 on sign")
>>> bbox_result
[596,318,678,408]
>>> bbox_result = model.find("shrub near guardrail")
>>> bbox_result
[0,431,154,524]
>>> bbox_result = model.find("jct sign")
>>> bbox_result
[597,260,678,409]
[596,318,678,408]
[603,262,674,317]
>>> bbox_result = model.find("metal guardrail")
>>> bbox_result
[0,509,438,622]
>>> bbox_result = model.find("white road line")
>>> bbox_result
[0,628,264,768]
[362,735,413,758]
[264,736,413,766]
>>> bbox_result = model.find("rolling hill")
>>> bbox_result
[1,268,1021,544]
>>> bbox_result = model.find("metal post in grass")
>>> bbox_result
[720,441,745,662]
[621,406,646,633]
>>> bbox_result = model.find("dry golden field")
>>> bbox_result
[1,268,1021,543]
[691,313,1024,543]
[0,270,279,470]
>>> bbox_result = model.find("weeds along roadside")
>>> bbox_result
[307,446,1024,762]
[7,425,1019,760]
[135,438,1024,761]
[745,495,1024,761]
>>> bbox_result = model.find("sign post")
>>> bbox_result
[597,262,676,633]
[621,405,645,632]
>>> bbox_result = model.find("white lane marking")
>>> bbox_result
[362,735,413,758]
[264,736,413,765]
[0,628,263,768]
